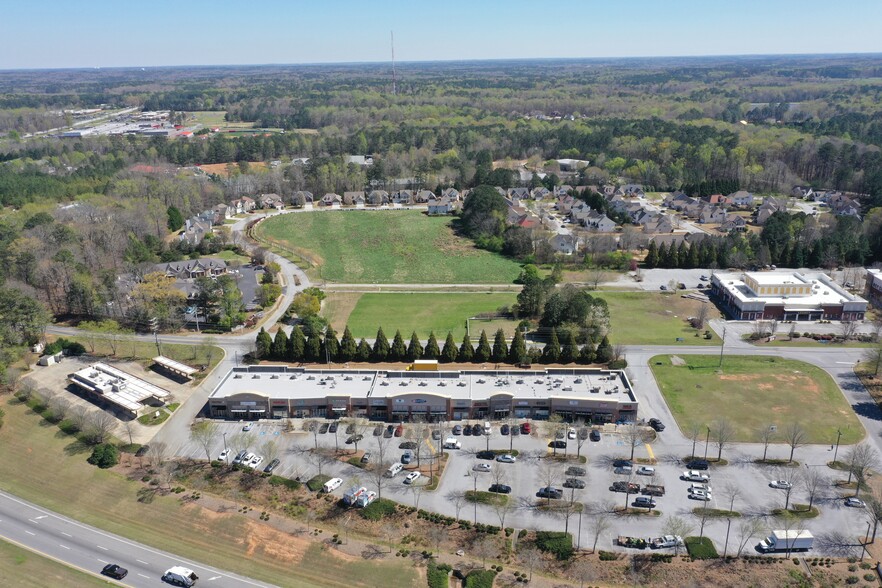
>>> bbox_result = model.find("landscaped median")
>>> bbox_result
[650,354,864,444]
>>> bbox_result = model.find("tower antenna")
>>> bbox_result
[391,30,396,96]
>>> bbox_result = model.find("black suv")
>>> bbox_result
[489,483,512,494]
[548,440,567,449]
[648,418,665,432]
[686,459,709,470]
[589,430,601,442]
[613,459,632,468]
[263,458,281,473]
[476,450,495,460]
[537,487,563,499]
[101,564,128,580]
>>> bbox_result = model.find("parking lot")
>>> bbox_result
[170,417,871,555]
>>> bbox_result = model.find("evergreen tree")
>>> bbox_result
[508,328,527,364]
[578,343,596,364]
[288,326,305,362]
[423,331,440,359]
[491,329,508,363]
[656,243,669,268]
[372,327,390,361]
[560,329,578,364]
[271,329,288,360]
[356,338,372,362]
[644,241,659,269]
[542,327,561,363]
[687,243,700,268]
[389,329,407,361]
[255,327,272,359]
[667,242,680,268]
[595,335,613,363]
[677,242,688,269]
[407,331,424,360]
[323,325,339,362]
[305,334,322,362]
[474,330,492,362]
[338,326,356,362]
[441,332,458,363]
[458,333,474,362]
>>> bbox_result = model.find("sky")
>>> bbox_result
[2,0,881,69]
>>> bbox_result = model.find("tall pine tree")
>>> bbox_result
[474,330,492,362]
[644,241,659,269]
[389,329,407,361]
[458,333,474,362]
[508,329,527,364]
[407,331,424,360]
[338,326,356,362]
[595,335,613,363]
[356,338,371,362]
[324,326,339,362]
[423,332,440,359]
[491,329,508,363]
[271,329,288,360]
[441,332,458,363]
[373,327,390,361]
[255,327,272,359]
[288,326,305,362]
[560,329,578,364]
[542,327,561,363]
[305,334,322,362]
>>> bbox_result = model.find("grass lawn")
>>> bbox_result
[256,210,522,284]
[598,292,720,345]
[326,292,519,339]
[0,398,416,588]
[684,536,718,559]
[650,355,864,444]
[750,338,874,348]
[206,250,251,263]
[0,538,112,587]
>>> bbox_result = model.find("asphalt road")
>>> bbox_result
[0,491,276,588]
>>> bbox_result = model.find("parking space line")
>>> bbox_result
[645,444,655,462]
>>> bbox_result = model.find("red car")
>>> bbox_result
[394,424,404,437]
[520,422,531,434]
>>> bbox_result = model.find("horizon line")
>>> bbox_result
[2,51,882,73]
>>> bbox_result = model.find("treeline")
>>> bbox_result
[255,324,615,366]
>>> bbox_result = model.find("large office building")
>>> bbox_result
[206,365,638,424]
[711,270,867,321]
[69,363,171,417]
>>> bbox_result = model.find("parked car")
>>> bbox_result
[496,454,516,463]
[319,423,330,434]
[700,275,709,281]
[476,450,495,460]
[242,423,254,432]
[101,564,128,580]
[404,471,421,485]
[521,422,531,434]
[384,425,394,438]
[373,425,383,436]
[681,470,710,483]
[361,452,371,463]
[637,466,656,476]
[473,463,492,472]
[452,424,463,435]
[537,487,563,499]
[566,466,586,477]
[500,424,510,435]
[648,418,665,432]
[614,466,633,475]
[590,430,601,442]
[432,430,441,440]
[345,434,364,444]
[548,440,567,449]
[769,480,793,490]
[399,441,417,450]
[394,424,404,437]
[247,455,264,469]
[401,450,413,464]
[578,428,589,440]
[613,459,633,468]
[263,458,280,473]
[489,484,512,494]
[610,481,640,493]
[232,450,248,465]
[328,422,338,433]
[686,459,709,470]
[218,448,230,461]
[471,424,483,436]
[567,427,577,439]
[463,425,472,436]
[511,426,520,436]
[688,488,712,501]
[633,496,656,508]
[660,285,667,291]
[563,478,586,489]
[846,497,866,508]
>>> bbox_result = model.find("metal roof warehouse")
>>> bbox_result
[207,366,638,423]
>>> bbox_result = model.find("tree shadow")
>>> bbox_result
[852,401,882,421]
[63,438,92,456]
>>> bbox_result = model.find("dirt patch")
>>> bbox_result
[243,520,311,563]
[670,355,686,366]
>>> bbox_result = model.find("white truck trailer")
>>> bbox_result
[757,530,814,553]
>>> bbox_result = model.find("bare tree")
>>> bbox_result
[866,492,882,542]
[303,419,321,449]
[259,439,280,465]
[757,424,777,462]
[661,515,693,555]
[611,343,626,362]
[736,517,765,556]
[712,418,735,461]
[543,414,565,456]
[537,460,563,505]
[802,467,827,511]
[841,320,858,340]
[306,449,336,477]
[694,304,710,330]
[774,467,802,511]
[693,508,713,540]
[519,546,543,581]
[493,496,515,529]
[409,483,424,510]
[158,461,179,490]
[371,435,393,499]
[410,423,432,466]
[587,508,612,553]
[189,421,219,462]
[228,432,255,457]
[148,442,169,468]
[863,343,882,376]
[570,558,596,588]
[845,444,879,497]
[783,422,808,463]
[687,422,704,460]
[47,396,70,423]
[84,411,118,445]
[587,269,611,290]
[575,426,589,459]
[426,526,448,554]
[447,490,468,521]
[622,423,649,461]
[121,420,136,446]
[381,524,398,554]
[720,483,742,514]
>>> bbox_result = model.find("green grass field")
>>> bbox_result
[326,292,519,339]
[599,292,720,345]
[0,397,418,588]
[650,355,863,444]
[0,538,112,587]
[256,210,523,284]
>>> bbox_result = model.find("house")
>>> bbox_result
[643,215,674,234]
[354,193,367,207]
[549,233,579,255]
[531,187,551,200]
[556,158,589,172]
[554,185,573,197]
[367,190,389,206]
[608,194,631,213]
[343,191,365,206]
[392,190,413,205]
[755,197,787,225]
[698,206,727,224]
[791,186,814,199]
[257,193,284,210]
[321,193,342,207]
[179,218,212,246]
[664,192,694,211]
[441,188,461,200]
[827,193,862,218]
[427,197,459,215]
[617,184,645,197]
[346,155,374,166]
[160,258,228,280]
[727,190,755,208]
[718,215,747,233]
[555,195,576,214]
[508,187,531,200]
[584,211,617,232]
[291,191,314,207]
[229,196,256,214]
[212,204,230,224]
[703,194,732,206]
[291,157,310,166]
[414,190,434,204]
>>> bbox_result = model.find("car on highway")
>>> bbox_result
[263,458,280,473]
[496,454,516,463]
[453,425,463,435]
[563,478,586,489]
[489,484,512,494]
[218,448,230,461]
[242,423,254,432]
[473,463,492,472]
[567,427,577,439]
[500,424,510,435]
[846,497,866,508]
[536,487,563,499]
[404,471,421,484]
[769,480,793,490]
[590,430,601,442]
[637,466,656,476]
[247,455,264,469]
[681,470,710,483]
[101,564,129,580]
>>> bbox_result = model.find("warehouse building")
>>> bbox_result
[711,270,867,321]
[68,362,171,417]
[206,366,637,424]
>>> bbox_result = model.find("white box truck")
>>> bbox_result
[442,437,462,450]
[162,566,199,587]
[342,486,367,506]
[757,530,813,553]
[322,477,343,493]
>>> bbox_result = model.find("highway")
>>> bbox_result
[0,491,276,588]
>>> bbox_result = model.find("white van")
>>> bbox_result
[483,421,491,435]
[322,477,343,493]
[385,463,404,477]
[162,566,198,587]
[442,437,462,450]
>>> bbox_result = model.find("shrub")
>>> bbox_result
[87,443,119,468]
[305,474,331,492]
[463,569,497,588]
[428,562,452,588]
[864,573,876,581]
[535,531,574,561]
[360,498,397,521]
[860,562,873,570]
[268,475,301,491]
[608,359,628,369]
[518,529,527,539]
[598,550,618,561]
[684,536,718,560]
[845,576,859,585]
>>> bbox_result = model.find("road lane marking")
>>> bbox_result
[138,573,150,579]
[59,544,70,549]
[137,559,149,565]
[61,532,72,537]
[97,558,108,564]
[25,530,35,536]
[96,545,108,550]
[34,515,47,520]
[645,444,655,461]
[27,519,40,524]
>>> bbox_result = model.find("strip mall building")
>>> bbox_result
[206,365,638,424]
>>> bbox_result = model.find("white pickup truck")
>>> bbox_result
[651,535,683,549]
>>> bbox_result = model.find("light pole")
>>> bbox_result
[222,432,228,455]
[723,517,732,559]
[832,428,843,464]
[473,474,478,525]
[704,426,711,460]
[718,326,727,368]
[862,521,871,561]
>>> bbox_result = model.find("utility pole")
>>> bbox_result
[704,426,711,460]
[718,325,727,368]
[723,517,732,558]
[833,428,843,464]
